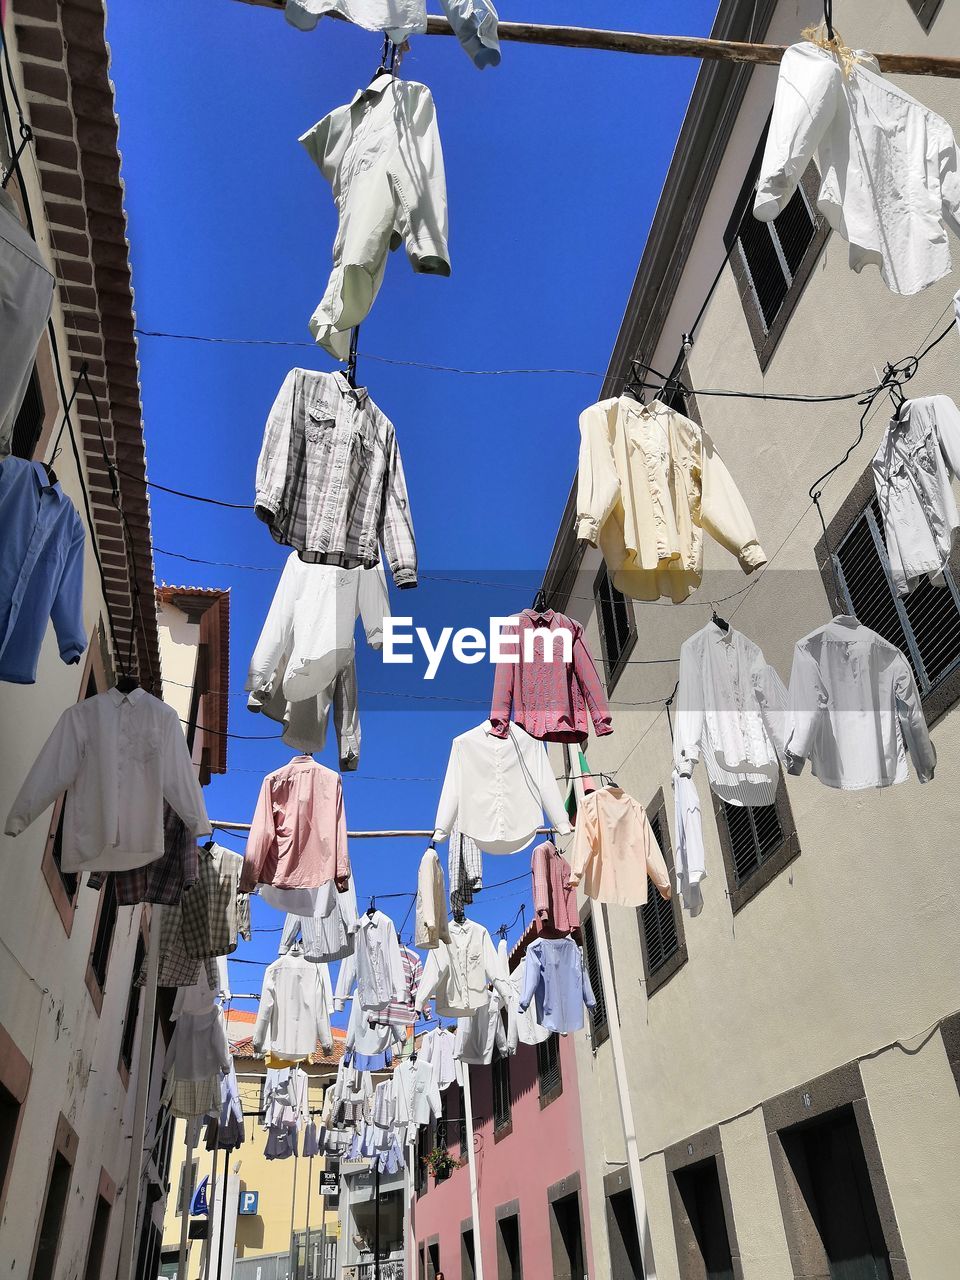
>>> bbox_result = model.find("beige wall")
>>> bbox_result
[560,3,960,1278]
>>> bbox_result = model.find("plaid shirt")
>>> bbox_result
[255,369,417,588]
[138,903,218,990]
[369,945,424,1028]
[181,843,249,960]
[88,805,199,906]
[448,822,482,916]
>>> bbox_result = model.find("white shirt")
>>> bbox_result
[391,1056,441,1131]
[246,556,387,707]
[785,616,936,790]
[5,687,210,872]
[415,918,509,1018]
[253,950,334,1059]
[873,397,960,597]
[415,846,450,949]
[755,41,960,296]
[286,0,427,42]
[334,910,406,1012]
[434,721,571,854]
[672,769,705,916]
[454,938,516,1065]
[510,958,551,1047]
[164,1007,230,1083]
[418,1026,456,1091]
[675,622,787,806]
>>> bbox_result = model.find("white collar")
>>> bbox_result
[107,686,145,706]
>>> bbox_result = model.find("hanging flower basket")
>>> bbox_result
[423,1148,458,1178]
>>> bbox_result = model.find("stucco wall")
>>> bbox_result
[413,1032,594,1278]
[560,2,960,1278]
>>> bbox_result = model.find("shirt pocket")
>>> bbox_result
[128,731,160,764]
[466,947,485,992]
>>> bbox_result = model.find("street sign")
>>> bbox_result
[238,1190,259,1215]
[190,1175,209,1217]
[188,1220,208,1240]
[319,1161,340,1196]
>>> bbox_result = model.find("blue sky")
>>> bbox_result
[105,0,720,1015]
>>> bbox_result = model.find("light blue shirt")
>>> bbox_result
[0,456,86,684]
[518,937,597,1036]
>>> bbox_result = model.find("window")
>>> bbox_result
[606,1188,643,1280]
[30,1116,78,1280]
[427,1241,440,1280]
[537,1034,562,1105]
[11,366,44,461]
[670,1158,735,1280]
[175,1157,198,1216]
[492,1050,512,1137]
[87,874,119,1002]
[833,495,960,711]
[550,1191,586,1280]
[462,1227,476,1280]
[496,1211,523,1280]
[82,1194,112,1280]
[580,909,608,1047]
[637,794,687,995]
[778,1108,893,1279]
[906,0,943,30]
[0,1025,30,1218]
[434,1093,452,1183]
[725,134,828,370]
[119,934,147,1074]
[594,562,637,689]
[713,778,800,913]
[415,1125,428,1198]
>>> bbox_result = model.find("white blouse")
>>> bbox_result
[675,622,787,806]
[434,721,571,854]
[785,617,936,790]
[755,42,960,296]
[872,397,960,597]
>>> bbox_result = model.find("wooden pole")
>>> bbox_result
[117,903,163,1280]
[460,1066,484,1280]
[569,749,656,1279]
[229,3,960,80]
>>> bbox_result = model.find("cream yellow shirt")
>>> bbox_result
[576,398,766,602]
[568,787,672,908]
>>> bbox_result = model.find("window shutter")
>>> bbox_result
[735,183,816,333]
[594,564,636,686]
[537,1034,562,1099]
[10,366,44,461]
[638,811,680,974]
[720,799,784,885]
[906,0,943,31]
[89,875,118,989]
[492,1052,511,1132]
[836,497,960,697]
[581,911,608,1043]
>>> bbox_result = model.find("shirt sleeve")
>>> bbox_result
[531,843,550,920]
[358,562,390,649]
[489,620,518,738]
[334,952,356,1011]
[934,395,960,479]
[254,369,296,522]
[579,946,598,1011]
[425,1059,441,1120]
[938,125,960,243]
[214,1012,231,1073]
[246,556,295,697]
[381,425,418,590]
[416,849,438,947]
[386,922,407,1002]
[641,804,672,900]
[433,741,460,842]
[316,966,334,1055]
[572,627,613,736]
[674,640,704,777]
[482,929,512,1001]
[161,707,211,839]
[415,950,440,1013]
[252,964,277,1054]
[755,660,789,762]
[698,430,767,574]
[567,794,597,889]
[536,743,572,836]
[517,944,541,1013]
[784,643,822,774]
[576,401,621,546]
[754,42,839,221]
[333,777,350,883]
[49,519,86,666]
[895,656,936,783]
[5,704,85,836]
[241,776,277,893]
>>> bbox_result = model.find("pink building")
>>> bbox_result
[413,938,595,1280]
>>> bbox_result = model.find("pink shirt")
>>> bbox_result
[242,756,350,892]
[531,840,579,936]
[569,787,671,908]
[490,609,613,744]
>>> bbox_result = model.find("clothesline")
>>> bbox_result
[230,4,960,79]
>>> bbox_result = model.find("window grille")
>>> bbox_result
[594,563,636,688]
[637,810,680,974]
[11,366,44,461]
[89,876,118,991]
[733,181,817,333]
[719,798,785,886]
[492,1051,511,1133]
[581,910,608,1045]
[906,0,943,31]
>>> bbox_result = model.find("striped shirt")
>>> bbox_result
[369,945,424,1029]
[255,368,417,588]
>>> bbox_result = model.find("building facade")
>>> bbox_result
[0,5,229,1276]
[413,936,595,1280]
[539,3,960,1279]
